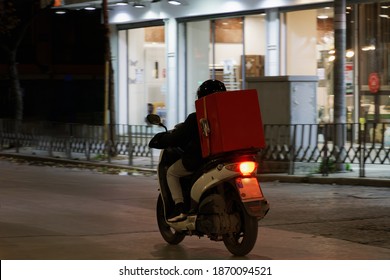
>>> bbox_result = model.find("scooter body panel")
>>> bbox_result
[190,166,238,203]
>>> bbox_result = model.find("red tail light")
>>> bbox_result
[239,161,257,175]
[226,161,258,175]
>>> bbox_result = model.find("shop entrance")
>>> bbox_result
[118,24,166,125]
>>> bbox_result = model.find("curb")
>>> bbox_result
[1,152,389,187]
[0,152,157,173]
[258,174,390,188]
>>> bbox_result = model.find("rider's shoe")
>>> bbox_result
[167,202,187,222]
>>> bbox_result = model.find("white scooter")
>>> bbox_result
[147,114,269,256]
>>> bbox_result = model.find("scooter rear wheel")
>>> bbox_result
[156,194,185,245]
[222,201,258,256]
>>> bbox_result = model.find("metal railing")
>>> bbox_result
[259,122,390,176]
[0,119,155,168]
[1,119,389,176]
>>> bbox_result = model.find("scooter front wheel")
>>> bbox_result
[222,201,258,256]
[156,194,185,245]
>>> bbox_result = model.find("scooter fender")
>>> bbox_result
[191,165,239,203]
[235,177,270,219]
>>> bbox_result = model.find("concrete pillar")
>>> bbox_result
[164,19,179,129]
[266,8,280,76]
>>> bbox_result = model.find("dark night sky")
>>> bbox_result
[0,4,106,124]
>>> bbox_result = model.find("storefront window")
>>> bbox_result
[316,7,335,123]
[212,17,244,91]
[185,20,211,114]
[359,2,390,123]
[118,25,166,125]
[243,15,266,81]
[185,15,266,113]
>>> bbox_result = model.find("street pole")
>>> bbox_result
[334,0,346,171]
[103,0,109,142]
[102,0,116,155]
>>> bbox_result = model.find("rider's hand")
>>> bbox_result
[149,132,166,149]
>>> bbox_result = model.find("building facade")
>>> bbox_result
[56,0,390,129]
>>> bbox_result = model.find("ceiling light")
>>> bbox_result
[85,6,96,10]
[133,2,145,8]
[317,15,329,19]
[116,1,128,6]
[361,45,376,51]
[55,10,67,14]
[168,0,181,5]
[346,50,355,58]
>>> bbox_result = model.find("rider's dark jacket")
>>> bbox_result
[149,112,203,171]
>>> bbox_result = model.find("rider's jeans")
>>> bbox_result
[167,159,192,204]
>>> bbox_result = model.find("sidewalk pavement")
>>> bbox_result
[1,147,389,187]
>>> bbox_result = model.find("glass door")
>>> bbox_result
[118,25,166,125]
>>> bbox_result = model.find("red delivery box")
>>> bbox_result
[195,89,265,158]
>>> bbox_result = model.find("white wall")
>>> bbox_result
[144,45,166,105]
[286,10,317,75]
[118,30,128,125]
[245,15,266,55]
[127,28,146,125]
[186,21,210,114]
[214,44,243,66]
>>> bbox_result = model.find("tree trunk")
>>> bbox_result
[9,49,23,122]
[0,0,54,149]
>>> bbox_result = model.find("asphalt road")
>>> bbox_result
[0,158,389,260]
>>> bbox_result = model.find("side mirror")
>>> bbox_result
[146,114,161,125]
[146,114,167,131]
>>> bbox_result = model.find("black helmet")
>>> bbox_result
[197,79,226,99]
